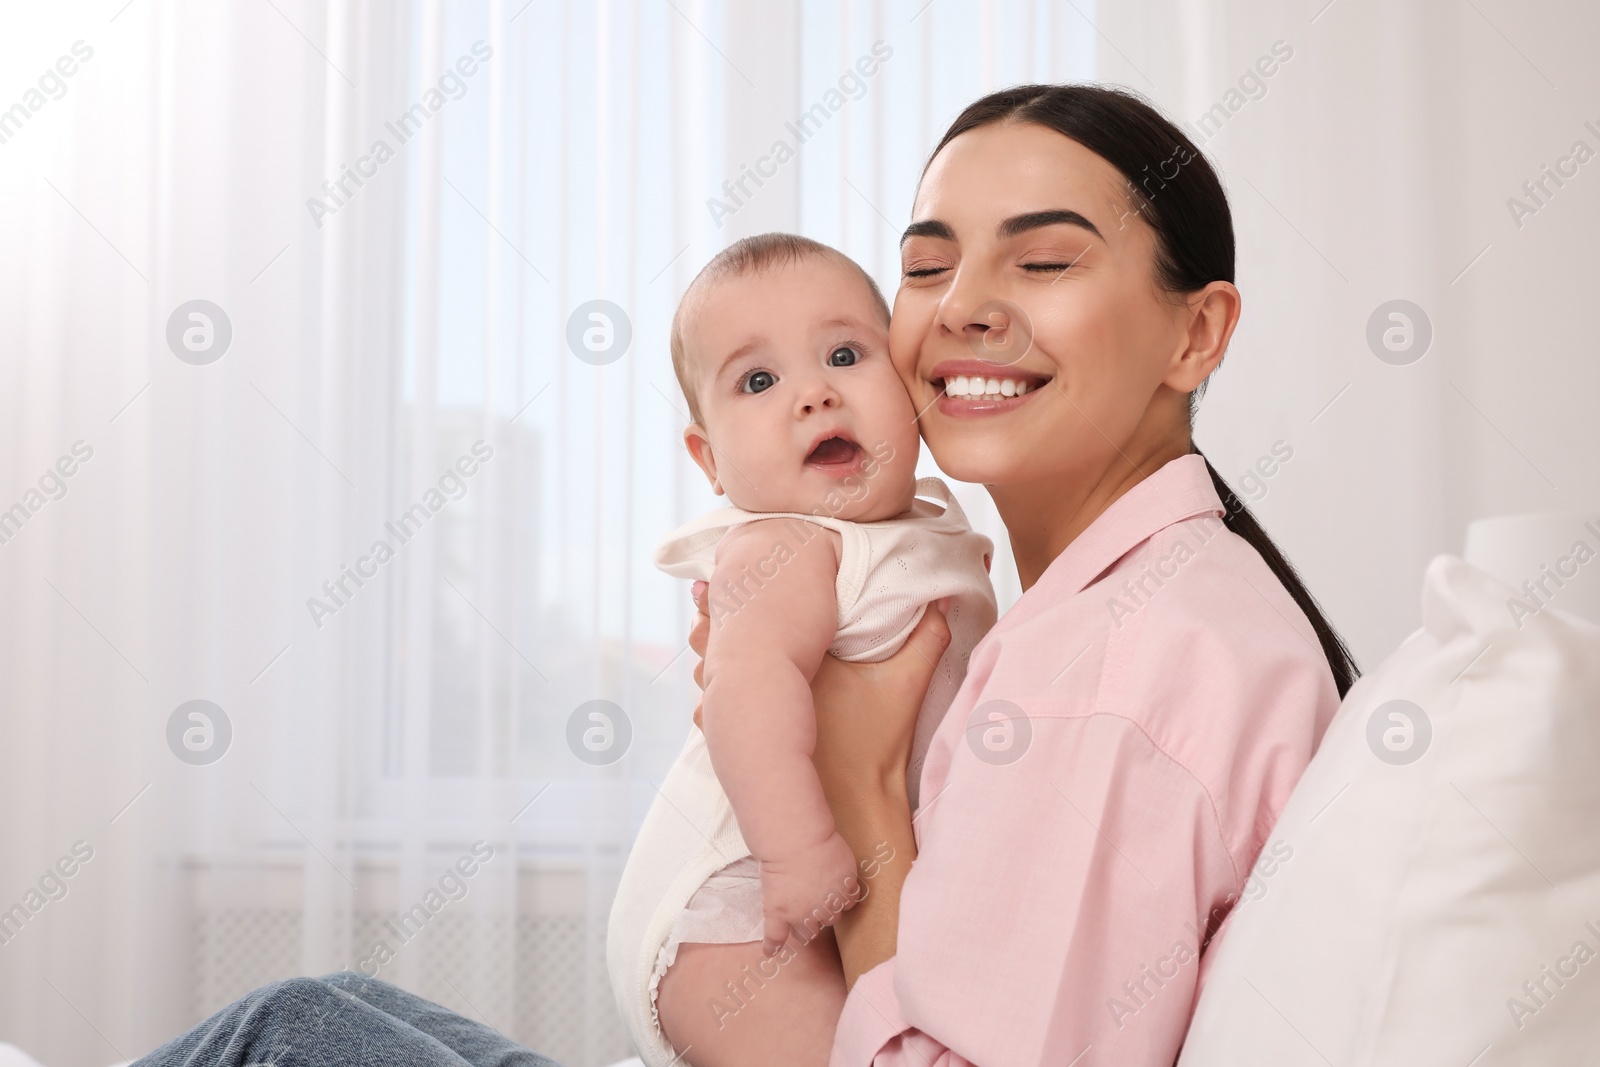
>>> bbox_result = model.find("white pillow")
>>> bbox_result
[1179,555,1600,1066]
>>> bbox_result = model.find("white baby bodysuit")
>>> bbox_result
[605,477,998,1067]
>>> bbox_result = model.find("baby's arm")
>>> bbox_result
[700,518,859,952]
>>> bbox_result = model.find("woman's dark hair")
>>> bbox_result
[930,84,1359,697]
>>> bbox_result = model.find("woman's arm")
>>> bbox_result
[826,712,1239,1067]
[688,584,950,984]
[809,607,949,986]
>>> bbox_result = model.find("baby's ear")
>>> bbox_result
[683,424,723,495]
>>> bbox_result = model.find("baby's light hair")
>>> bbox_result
[669,233,891,427]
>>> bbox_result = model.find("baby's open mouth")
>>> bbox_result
[805,435,862,466]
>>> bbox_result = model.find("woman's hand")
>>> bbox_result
[688,581,710,727]
[687,581,953,985]
[807,599,952,805]
[688,582,951,797]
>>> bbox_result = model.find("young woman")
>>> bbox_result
[129,84,1354,1067]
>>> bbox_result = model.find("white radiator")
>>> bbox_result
[185,854,635,1067]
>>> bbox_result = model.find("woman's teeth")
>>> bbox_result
[943,375,1033,400]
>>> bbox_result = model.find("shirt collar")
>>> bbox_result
[997,453,1225,632]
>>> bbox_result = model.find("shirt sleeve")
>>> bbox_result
[830,714,1241,1067]
[833,958,979,1067]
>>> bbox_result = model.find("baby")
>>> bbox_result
[606,234,997,1067]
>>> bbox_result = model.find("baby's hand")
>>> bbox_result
[757,832,861,955]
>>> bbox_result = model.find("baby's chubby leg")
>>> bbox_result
[657,932,846,1067]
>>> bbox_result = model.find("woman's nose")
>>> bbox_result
[937,268,1030,364]
[935,265,994,339]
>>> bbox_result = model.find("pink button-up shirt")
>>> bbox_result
[831,454,1340,1067]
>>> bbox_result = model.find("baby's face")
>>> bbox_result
[683,257,920,521]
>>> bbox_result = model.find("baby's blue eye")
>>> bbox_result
[829,346,861,367]
[741,370,776,394]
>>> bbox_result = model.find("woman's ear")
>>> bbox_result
[683,424,724,496]
[1164,280,1241,391]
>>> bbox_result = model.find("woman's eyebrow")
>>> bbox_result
[901,210,1105,246]
[900,219,954,245]
[998,209,1104,241]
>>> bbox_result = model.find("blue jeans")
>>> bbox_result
[131,971,565,1067]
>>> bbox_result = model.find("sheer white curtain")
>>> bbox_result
[0,2,1095,1065]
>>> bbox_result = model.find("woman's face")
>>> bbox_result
[892,121,1209,490]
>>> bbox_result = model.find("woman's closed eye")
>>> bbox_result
[903,251,1086,279]
[1021,245,1091,274]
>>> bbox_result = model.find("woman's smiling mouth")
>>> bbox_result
[929,359,1053,416]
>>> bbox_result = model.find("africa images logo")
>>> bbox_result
[305,41,493,228]
[305,442,494,629]
[705,41,893,228]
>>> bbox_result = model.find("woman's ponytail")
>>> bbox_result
[1198,452,1359,697]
